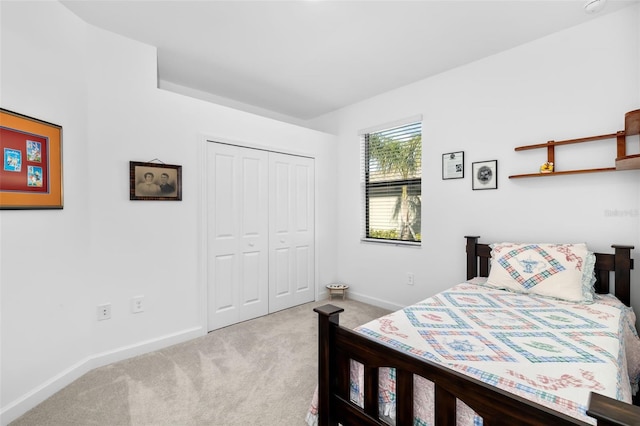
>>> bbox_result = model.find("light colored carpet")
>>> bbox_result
[10,299,391,426]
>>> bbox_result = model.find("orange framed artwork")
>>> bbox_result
[0,109,63,209]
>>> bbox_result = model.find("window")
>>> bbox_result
[361,120,422,244]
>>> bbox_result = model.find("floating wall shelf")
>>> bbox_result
[509,109,640,179]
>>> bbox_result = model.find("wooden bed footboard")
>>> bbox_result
[314,305,640,426]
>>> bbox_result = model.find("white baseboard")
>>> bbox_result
[0,326,204,426]
[319,289,403,312]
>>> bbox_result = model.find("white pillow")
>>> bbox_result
[487,242,595,303]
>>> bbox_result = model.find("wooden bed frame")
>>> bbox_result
[314,236,640,426]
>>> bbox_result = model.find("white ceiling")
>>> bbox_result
[61,0,638,122]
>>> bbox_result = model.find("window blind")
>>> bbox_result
[361,120,422,244]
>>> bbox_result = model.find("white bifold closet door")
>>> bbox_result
[207,142,314,331]
[268,152,315,313]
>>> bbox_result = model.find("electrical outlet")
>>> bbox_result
[407,273,415,285]
[97,303,111,321]
[131,296,144,313]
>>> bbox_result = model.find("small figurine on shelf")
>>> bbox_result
[540,162,554,173]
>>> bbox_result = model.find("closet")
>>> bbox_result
[206,142,315,331]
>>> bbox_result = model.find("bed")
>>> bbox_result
[308,236,640,426]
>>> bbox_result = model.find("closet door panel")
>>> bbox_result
[207,143,269,331]
[269,153,315,313]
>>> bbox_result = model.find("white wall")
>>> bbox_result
[322,5,640,312]
[0,1,93,421]
[0,1,337,423]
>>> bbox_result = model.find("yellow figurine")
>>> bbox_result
[540,162,554,173]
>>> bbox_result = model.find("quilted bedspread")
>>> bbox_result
[306,280,640,426]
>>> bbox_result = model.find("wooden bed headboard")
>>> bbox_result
[464,236,635,306]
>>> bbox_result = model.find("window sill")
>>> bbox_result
[360,238,421,248]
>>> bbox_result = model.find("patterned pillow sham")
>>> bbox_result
[486,242,595,303]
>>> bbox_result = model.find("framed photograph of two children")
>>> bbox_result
[129,161,182,201]
[0,109,63,209]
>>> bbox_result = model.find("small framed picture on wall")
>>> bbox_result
[129,161,182,201]
[442,151,464,180]
[472,160,498,190]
